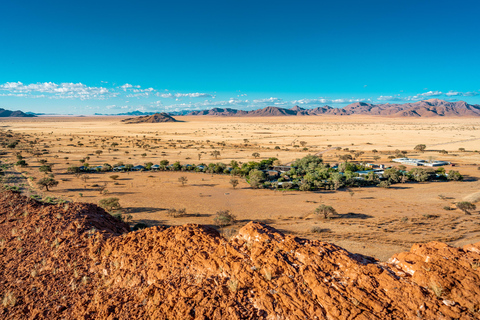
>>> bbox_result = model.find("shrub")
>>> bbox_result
[132,223,148,231]
[229,178,239,189]
[456,201,476,215]
[15,160,27,167]
[98,197,121,212]
[311,226,325,233]
[447,170,463,181]
[315,204,337,219]
[214,210,236,227]
[377,181,391,188]
[178,176,188,186]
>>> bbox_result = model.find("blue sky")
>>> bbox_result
[1,0,479,114]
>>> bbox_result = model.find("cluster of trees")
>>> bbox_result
[257,155,462,191]
[67,158,279,177]
[64,154,464,192]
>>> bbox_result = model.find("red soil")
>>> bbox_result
[1,190,479,319]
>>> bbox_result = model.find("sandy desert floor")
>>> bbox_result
[2,115,480,260]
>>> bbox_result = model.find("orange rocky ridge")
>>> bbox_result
[1,190,479,319]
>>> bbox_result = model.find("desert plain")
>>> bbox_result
[2,115,480,261]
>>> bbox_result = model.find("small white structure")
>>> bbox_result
[392,158,450,167]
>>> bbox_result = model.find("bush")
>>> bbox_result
[214,210,236,228]
[377,181,391,188]
[132,223,148,231]
[315,204,337,219]
[447,170,463,181]
[15,160,27,167]
[311,226,325,233]
[98,197,121,212]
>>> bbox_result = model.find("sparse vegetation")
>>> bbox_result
[315,204,337,219]
[178,176,188,186]
[213,210,236,227]
[98,197,121,212]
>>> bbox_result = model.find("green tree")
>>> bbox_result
[67,166,81,174]
[39,165,52,175]
[229,177,239,189]
[37,177,58,191]
[447,170,463,181]
[315,204,337,219]
[299,181,311,191]
[252,152,260,159]
[408,168,428,182]
[383,168,401,183]
[15,160,28,167]
[414,144,426,152]
[248,169,265,189]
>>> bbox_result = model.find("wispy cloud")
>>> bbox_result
[157,92,215,98]
[377,90,479,102]
[291,98,372,105]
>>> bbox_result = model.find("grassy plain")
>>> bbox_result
[2,115,480,260]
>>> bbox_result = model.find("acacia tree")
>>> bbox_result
[211,150,221,159]
[456,202,476,215]
[315,204,337,219]
[248,169,265,189]
[37,177,58,191]
[252,152,260,159]
[414,144,426,152]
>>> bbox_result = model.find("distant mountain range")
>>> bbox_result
[0,108,36,117]
[187,99,480,117]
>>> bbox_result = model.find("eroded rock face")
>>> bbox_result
[1,191,479,319]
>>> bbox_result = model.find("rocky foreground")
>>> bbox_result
[1,191,480,319]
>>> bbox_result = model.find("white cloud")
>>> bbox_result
[291,98,372,105]
[377,90,480,102]
[253,97,283,104]
[156,92,214,98]
[0,82,114,100]
[445,90,479,97]
[157,93,173,98]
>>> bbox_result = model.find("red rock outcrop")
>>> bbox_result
[1,191,479,319]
